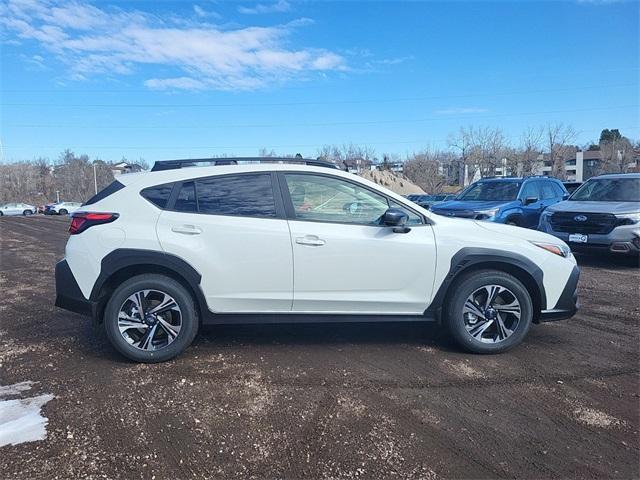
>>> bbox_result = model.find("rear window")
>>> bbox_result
[83,180,124,206]
[141,183,174,208]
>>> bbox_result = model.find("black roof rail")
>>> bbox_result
[150,157,341,172]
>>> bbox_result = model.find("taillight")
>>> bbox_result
[69,212,119,235]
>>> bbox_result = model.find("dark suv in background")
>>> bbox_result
[431,176,568,228]
[538,173,640,255]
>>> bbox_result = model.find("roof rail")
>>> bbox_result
[150,157,340,172]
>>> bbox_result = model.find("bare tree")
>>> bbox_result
[447,127,473,184]
[515,126,545,176]
[545,123,576,181]
[598,130,634,174]
[465,126,509,179]
[404,148,447,194]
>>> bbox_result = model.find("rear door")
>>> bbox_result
[156,172,293,313]
[280,172,437,314]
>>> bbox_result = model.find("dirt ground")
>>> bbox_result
[1,215,638,479]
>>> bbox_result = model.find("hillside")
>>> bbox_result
[359,170,425,195]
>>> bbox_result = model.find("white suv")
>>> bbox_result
[55,158,579,362]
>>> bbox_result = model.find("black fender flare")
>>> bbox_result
[425,247,547,318]
[90,248,209,319]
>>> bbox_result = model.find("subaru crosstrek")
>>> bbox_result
[431,177,568,228]
[55,158,579,362]
[538,173,640,255]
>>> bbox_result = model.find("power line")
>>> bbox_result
[3,105,637,129]
[3,126,638,152]
[1,83,637,108]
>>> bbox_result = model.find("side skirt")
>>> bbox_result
[201,312,437,325]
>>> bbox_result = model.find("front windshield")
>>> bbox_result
[458,182,521,201]
[570,178,640,202]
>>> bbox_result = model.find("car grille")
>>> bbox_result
[432,209,477,219]
[549,212,617,234]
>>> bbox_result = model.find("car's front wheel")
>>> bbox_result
[103,274,199,363]
[58,209,68,215]
[23,209,33,216]
[444,270,533,353]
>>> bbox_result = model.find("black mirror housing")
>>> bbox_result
[523,196,538,205]
[382,208,410,232]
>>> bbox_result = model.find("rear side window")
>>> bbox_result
[196,174,276,218]
[175,181,197,213]
[84,180,124,206]
[141,183,174,209]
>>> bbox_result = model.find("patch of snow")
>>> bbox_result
[0,382,54,447]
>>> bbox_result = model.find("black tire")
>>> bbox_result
[103,274,199,363]
[58,209,68,215]
[505,217,520,227]
[0,211,3,216]
[23,210,33,216]
[444,269,533,354]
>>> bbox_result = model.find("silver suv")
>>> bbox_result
[538,173,640,255]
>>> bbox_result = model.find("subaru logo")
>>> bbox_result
[574,215,587,222]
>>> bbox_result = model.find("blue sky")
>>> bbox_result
[0,0,638,163]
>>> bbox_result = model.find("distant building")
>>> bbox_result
[343,157,373,174]
[111,161,143,176]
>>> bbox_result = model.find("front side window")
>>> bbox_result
[196,173,276,217]
[539,182,558,200]
[519,182,539,200]
[459,182,521,201]
[284,173,422,225]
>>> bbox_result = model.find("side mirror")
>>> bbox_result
[523,196,538,206]
[562,193,570,200]
[382,208,410,233]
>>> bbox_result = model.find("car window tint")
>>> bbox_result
[520,182,539,200]
[175,181,197,212]
[140,183,174,209]
[460,182,521,201]
[539,182,557,200]
[196,174,276,217]
[285,174,390,225]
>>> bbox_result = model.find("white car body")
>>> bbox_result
[55,161,579,360]
[0,202,36,216]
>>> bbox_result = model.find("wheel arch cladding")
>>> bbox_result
[90,249,208,324]
[427,247,546,321]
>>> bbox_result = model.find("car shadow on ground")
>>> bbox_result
[574,252,639,269]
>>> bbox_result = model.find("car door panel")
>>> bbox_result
[288,221,437,313]
[280,172,437,314]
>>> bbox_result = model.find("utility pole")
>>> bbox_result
[56,190,60,203]
[93,162,98,194]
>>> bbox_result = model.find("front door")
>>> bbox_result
[281,172,437,314]
[156,172,293,313]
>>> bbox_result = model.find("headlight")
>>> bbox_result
[474,208,499,220]
[530,241,571,258]
[615,212,640,226]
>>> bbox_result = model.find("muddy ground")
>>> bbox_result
[1,215,638,479]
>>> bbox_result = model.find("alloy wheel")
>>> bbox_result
[463,285,521,344]
[117,289,182,351]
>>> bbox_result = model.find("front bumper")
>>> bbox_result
[538,265,579,322]
[55,260,98,318]
[539,220,640,255]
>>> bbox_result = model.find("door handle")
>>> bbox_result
[171,225,202,235]
[295,235,325,247]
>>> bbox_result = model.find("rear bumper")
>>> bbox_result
[538,265,579,322]
[55,260,97,317]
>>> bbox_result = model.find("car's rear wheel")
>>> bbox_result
[23,209,33,216]
[58,209,68,215]
[444,270,533,353]
[104,274,199,363]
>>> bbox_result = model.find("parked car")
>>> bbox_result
[0,202,36,216]
[45,201,83,215]
[55,158,578,363]
[563,181,582,194]
[406,194,457,210]
[538,173,640,255]
[431,177,568,228]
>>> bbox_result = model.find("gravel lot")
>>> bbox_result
[1,215,639,479]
